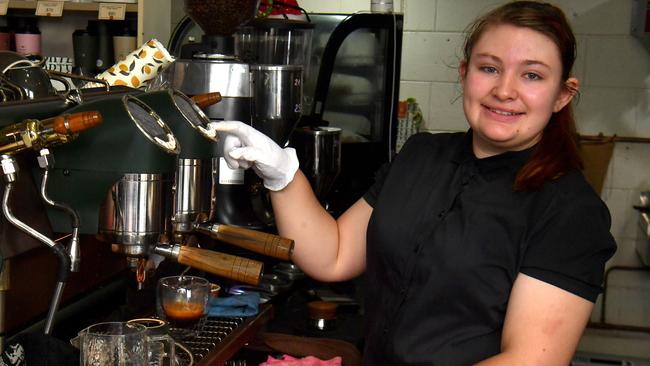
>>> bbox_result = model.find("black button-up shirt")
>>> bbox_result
[362,131,616,365]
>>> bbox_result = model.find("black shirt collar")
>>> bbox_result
[451,130,534,175]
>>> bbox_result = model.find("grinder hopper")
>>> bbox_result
[182,0,260,56]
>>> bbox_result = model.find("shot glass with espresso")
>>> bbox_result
[157,275,210,339]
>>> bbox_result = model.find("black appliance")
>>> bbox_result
[299,13,403,216]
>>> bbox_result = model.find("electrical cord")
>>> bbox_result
[175,341,194,366]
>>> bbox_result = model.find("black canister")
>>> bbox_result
[87,20,114,73]
[72,29,98,75]
[0,26,10,51]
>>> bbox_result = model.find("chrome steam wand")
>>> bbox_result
[37,148,81,272]
[0,155,71,335]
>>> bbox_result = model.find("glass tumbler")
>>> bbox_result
[157,275,210,339]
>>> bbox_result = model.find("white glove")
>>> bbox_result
[209,121,299,191]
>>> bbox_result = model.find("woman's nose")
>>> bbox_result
[492,74,518,100]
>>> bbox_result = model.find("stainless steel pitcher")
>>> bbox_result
[290,126,341,201]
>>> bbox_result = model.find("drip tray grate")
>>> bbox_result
[174,317,245,363]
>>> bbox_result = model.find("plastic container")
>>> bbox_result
[112,22,136,63]
[0,27,10,51]
[15,20,41,56]
[371,0,393,13]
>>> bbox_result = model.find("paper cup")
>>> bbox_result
[95,39,174,88]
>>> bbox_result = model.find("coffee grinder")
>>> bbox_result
[165,0,267,229]
[166,0,306,231]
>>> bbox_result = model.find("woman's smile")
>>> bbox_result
[482,104,525,121]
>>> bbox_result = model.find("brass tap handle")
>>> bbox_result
[191,92,222,109]
[195,223,294,261]
[51,111,103,135]
[176,245,263,286]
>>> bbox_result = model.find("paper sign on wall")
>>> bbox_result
[0,1,8,16]
[35,1,64,17]
[98,3,126,20]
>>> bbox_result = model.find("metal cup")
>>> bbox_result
[290,126,341,201]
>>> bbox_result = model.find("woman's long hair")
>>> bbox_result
[463,1,582,191]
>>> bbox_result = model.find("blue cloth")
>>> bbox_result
[207,293,260,317]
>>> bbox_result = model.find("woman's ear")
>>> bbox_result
[553,77,579,112]
[459,61,468,83]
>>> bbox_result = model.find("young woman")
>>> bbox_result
[212,1,616,364]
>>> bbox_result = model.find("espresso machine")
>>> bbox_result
[166,0,304,231]
[38,93,294,287]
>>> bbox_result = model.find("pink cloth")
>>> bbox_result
[259,354,342,366]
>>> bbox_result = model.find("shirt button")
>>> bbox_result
[400,288,406,295]
[383,328,388,334]
[438,210,445,218]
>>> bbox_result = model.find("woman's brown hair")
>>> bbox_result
[463,1,582,191]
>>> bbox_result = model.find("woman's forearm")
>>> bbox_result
[270,170,345,280]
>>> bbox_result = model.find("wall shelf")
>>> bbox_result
[7,1,138,13]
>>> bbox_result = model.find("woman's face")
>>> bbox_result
[460,24,578,158]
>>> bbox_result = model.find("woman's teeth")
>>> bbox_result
[489,108,520,116]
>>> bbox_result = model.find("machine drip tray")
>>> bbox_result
[175,317,244,363]
[174,304,273,365]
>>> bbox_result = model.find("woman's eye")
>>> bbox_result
[479,66,498,74]
[524,72,542,80]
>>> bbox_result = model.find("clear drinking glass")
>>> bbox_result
[79,321,175,366]
[157,275,210,339]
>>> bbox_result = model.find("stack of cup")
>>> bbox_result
[371,0,393,13]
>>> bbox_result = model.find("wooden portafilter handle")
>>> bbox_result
[50,111,103,134]
[191,92,222,109]
[195,223,294,261]
[154,244,263,286]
